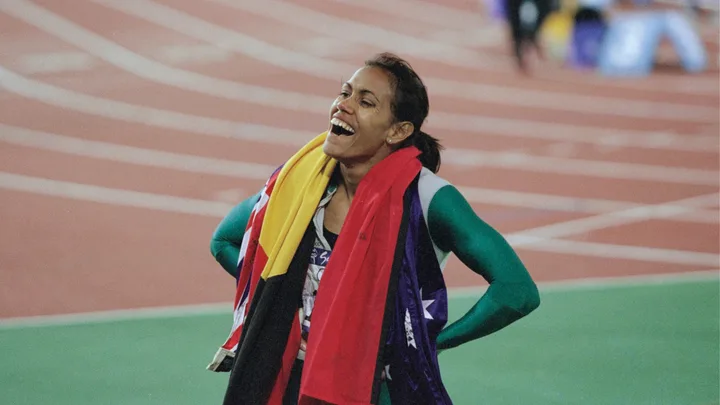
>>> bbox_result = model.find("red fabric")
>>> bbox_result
[268,320,302,405]
[299,148,422,405]
[220,165,305,405]
[221,174,276,353]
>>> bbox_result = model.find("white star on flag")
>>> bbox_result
[404,309,417,349]
[420,288,435,320]
[383,364,392,381]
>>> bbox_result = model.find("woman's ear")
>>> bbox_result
[386,121,414,145]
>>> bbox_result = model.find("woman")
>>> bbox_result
[208,53,540,405]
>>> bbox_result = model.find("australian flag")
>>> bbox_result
[383,185,453,404]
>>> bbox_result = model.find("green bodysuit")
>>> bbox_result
[210,167,540,402]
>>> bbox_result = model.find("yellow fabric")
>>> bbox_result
[540,11,575,60]
[258,132,337,280]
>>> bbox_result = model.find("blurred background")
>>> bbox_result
[0,0,718,404]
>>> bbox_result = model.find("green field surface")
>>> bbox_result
[1,279,718,405]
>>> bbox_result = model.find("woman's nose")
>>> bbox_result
[336,98,354,114]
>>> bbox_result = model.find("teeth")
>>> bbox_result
[331,117,355,134]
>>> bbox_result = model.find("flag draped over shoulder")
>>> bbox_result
[208,132,452,405]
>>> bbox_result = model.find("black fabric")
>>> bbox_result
[282,359,305,405]
[322,227,338,249]
[369,176,415,404]
[222,223,317,405]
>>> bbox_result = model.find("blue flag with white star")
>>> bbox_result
[383,183,452,404]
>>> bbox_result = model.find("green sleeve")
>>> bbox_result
[427,185,540,350]
[210,191,261,278]
[378,381,391,404]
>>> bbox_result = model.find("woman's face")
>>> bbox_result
[323,66,405,165]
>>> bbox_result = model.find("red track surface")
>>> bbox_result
[0,0,718,318]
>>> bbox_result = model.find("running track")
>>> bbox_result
[0,0,718,319]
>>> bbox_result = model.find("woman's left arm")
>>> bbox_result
[427,185,541,351]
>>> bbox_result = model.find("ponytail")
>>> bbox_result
[414,131,442,174]
[364,53,443,172]
[397,130,443,174]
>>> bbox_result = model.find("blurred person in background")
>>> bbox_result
[505,0,556,71]
[572,0,612,24]
[207,52,540,405]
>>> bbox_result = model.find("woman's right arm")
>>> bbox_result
[210,191,262,278]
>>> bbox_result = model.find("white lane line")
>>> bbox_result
[448,269,719,299]
[0,171,234,217]
[0,123,277,179]
[1,65,717,185]
[96,0,718,123]
[154,44,232,65]
[427,112,717,152]
[212,0,720,97]
[0,0,329,113]
[506,193,719,240]
[503,192,720,267]
[511,238,720,267]
[0,270,716,329]
[1,123,717,223]
[331,0,486,28]
[424,23,505,48]
[14,51,96,74]
[199,0,510,72]
[0,65,316,145]
[5,0,718,153]
[1,172,716,267]
[0,302,237,329]
[444,149,720,186]
[332,0,720,96]
[13,46,233,76]
[455,186,719,223]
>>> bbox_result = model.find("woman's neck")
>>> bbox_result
[335,148,391,199]
[337,163,366,199]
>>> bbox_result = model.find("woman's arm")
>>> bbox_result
[210,191,261,278]
[427,185,540,350]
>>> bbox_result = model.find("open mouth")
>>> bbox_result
[330,117,355,136]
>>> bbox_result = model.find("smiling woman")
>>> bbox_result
[323,54,441,177]
[208,53,541,405]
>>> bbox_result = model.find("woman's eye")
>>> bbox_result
[361,100,373,107]
[339,91,350,98]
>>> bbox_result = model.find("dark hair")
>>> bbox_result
[364,52,443,173]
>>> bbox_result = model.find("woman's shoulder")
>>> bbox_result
[417,167,456,217]
[418,167,453,198]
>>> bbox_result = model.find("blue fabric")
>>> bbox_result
[385,181,453,404]
[569,20,608,68]
[597,11,665,77]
